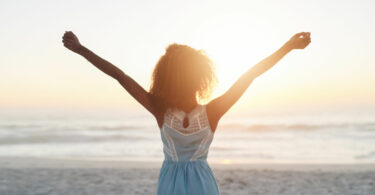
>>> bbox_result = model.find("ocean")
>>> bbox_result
[1,108,374,164]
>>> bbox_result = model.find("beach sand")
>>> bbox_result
[0,157,374,195]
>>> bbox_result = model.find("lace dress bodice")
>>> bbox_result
[160,104,213,162]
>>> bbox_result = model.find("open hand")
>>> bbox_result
[62,31,82,53]
[287,32,311,49]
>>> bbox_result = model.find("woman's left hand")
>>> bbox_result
[62,31,82,53]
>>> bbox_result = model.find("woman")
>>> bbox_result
[62,31,311,194]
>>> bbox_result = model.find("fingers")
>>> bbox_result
[62,40,73,45]
[62,31,81,52]
[62,36,75,44]
[63,41,77,51]
[304,33,311,43]
[304,37,311,44]
[62,30,80,49]
[62,37,74,42]
[63,31,74,36]
[63,40,72,46]
[293,32,305,39]
[62,31,76,40]
[301,32,311,39]
[301,37,311,49]
[62,36,76,49]
[63,42,72,49]
[63,33,73,40]
[293,32,311,39]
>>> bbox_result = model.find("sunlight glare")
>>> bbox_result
[223,159,232,165]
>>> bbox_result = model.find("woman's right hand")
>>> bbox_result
[287,32,311,50]
[62,31,82,53]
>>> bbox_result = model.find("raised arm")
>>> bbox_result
[206,32,311,131]
[62,31,157,116]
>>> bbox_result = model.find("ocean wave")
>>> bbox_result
[0,134,153,145]
[2,120,375,132]
[210,146,233,151]
[88,125,145,131]
[211,151,274,159]
[0,124,150,131]
[0,124,43,129]
[355,151,375,159]
[220,122,375,131]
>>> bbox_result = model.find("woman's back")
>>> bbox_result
[63,31,310,195]
[158,104,219,195]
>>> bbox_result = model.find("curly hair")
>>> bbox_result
[150,43,217,111]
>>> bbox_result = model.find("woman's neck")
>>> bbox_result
[179,100,198,113]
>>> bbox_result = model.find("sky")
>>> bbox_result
[0,0,374,115]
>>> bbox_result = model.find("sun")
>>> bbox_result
[207,48,252,99]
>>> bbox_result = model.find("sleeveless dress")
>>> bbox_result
[157,104,219,195]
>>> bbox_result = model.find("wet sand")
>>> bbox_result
[1,157,374,195]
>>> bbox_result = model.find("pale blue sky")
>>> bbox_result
[1,0,374,114]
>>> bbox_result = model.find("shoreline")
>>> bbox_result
[1,156,374,195]
[1,156,375,172]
